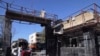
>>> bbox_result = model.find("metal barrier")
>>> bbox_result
[63,3,100,21]
[62,3,100,29]
[0,0,58,21]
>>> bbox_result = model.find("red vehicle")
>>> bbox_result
[21,50,31,56]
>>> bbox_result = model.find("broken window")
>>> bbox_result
[71,38,77,47]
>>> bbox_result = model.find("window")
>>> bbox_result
[36,34,41,37]
[36,34,39,37]
[71,38,77,47]
[66,20,69,23]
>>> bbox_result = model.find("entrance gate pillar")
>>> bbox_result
[3,17,12,56]
[45,23,57,56]
[83,30,97,56]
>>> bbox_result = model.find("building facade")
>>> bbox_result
[29,32,42,46]
[53,4,100,56]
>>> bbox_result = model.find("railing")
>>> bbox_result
[0,0,58,21]
[63,3,100,21]
[62,3,100,29]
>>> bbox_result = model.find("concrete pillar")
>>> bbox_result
[69,38,72,47]
[45,24,57,56]
[3,17,12,56]
[56,36,61,56]
[83,31,96,56]
[94,34,99,56]
[4,18,12,46]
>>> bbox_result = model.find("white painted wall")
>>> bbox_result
[29,32,37,44]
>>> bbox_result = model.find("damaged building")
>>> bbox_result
[54,4,100,56]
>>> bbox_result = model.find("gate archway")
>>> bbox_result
[0,1,58,56]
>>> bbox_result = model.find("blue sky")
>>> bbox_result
[0,0,100,41]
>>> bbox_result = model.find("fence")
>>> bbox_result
[0,0,58,21]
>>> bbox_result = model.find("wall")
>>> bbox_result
[63,11,94,29]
